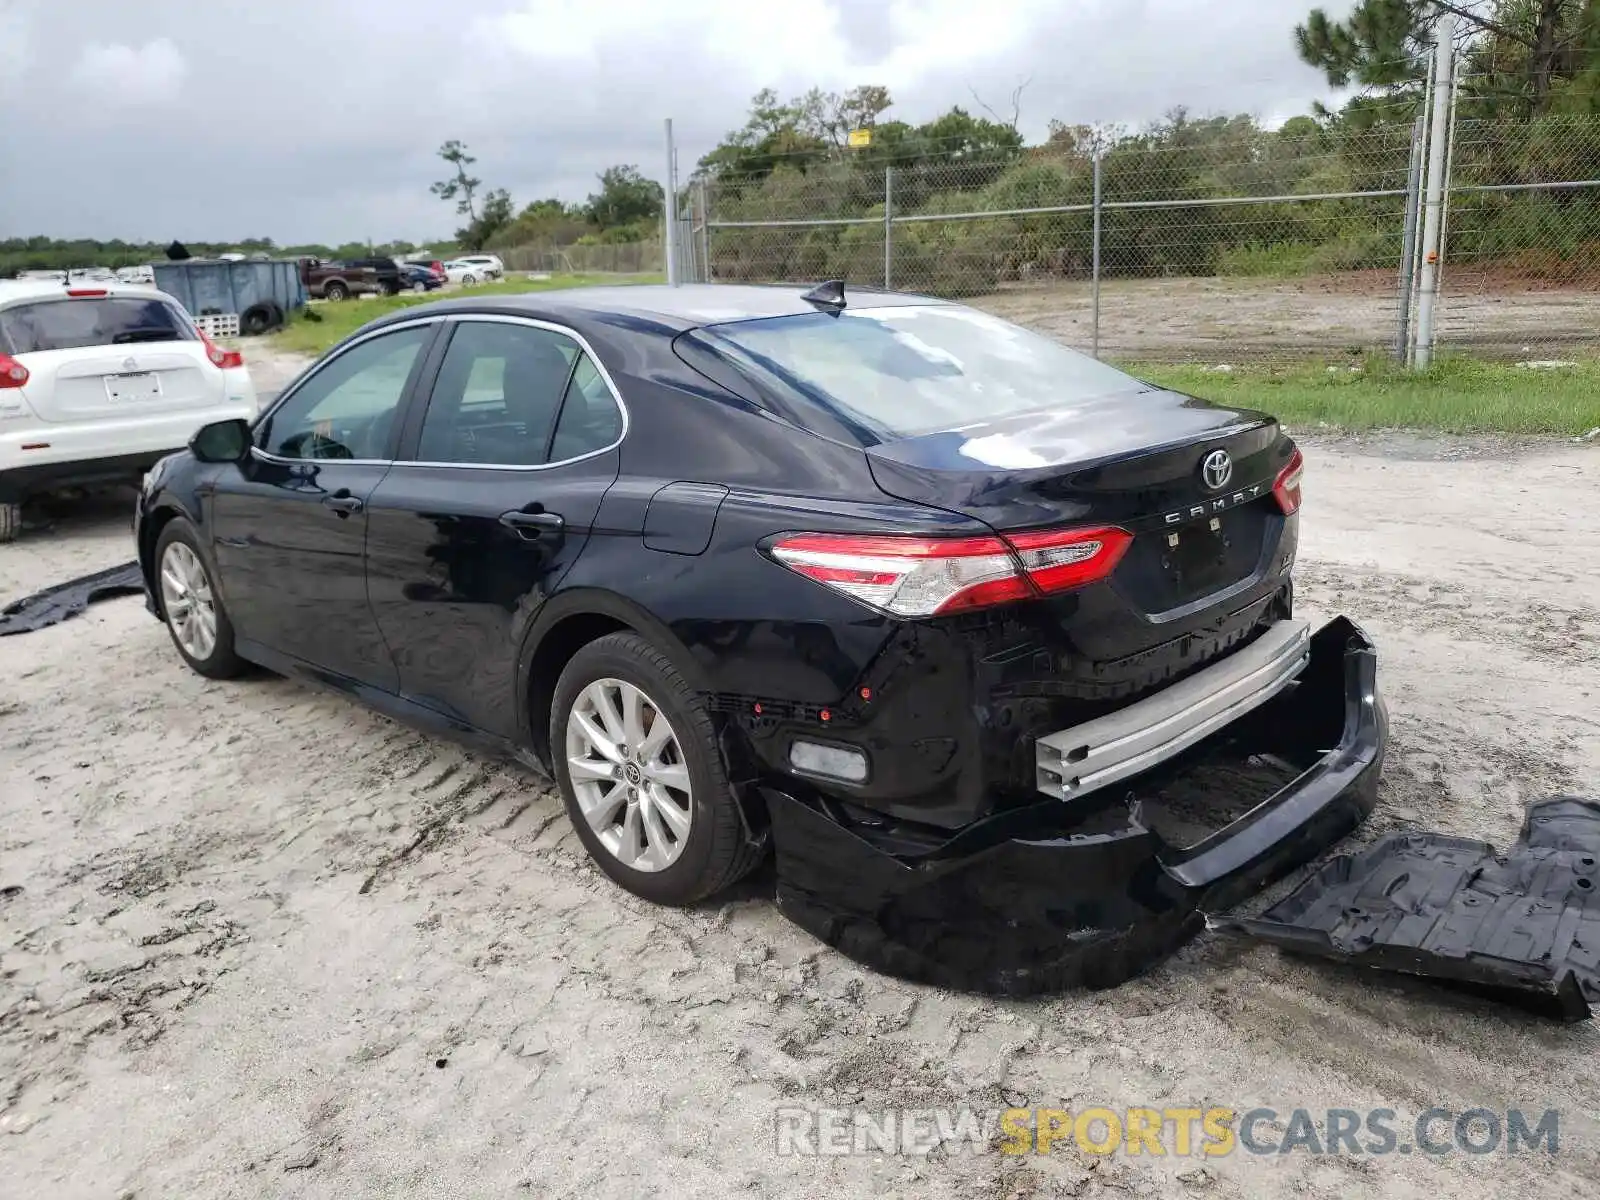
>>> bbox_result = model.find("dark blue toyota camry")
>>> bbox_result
[135,281,1385,993]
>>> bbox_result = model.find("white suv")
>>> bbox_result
[0,280,258,541]
[454,254,504,280]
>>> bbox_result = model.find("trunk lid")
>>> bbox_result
[864,388,1293,618]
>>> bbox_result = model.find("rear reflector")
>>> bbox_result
[770,525,1132,617]
[1273,448,1305,516]
[0,354,28,389]
[789,740,868,783]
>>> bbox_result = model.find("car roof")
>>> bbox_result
[0,279,173,309]
[370,282,952,336]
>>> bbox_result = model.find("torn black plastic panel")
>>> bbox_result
[1222,796,1600,1022]
[0,561,143,636]
[765,617,1386,996]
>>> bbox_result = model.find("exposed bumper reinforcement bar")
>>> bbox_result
[1036,618,1311,803]
[765,617,1386,996]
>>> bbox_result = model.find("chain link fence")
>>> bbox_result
[695,109,1600,366]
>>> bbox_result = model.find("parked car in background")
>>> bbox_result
[399,263,442,293]
[455,254,504,280]
[442,260,488,286]
[115,265,156,284]
[298,257,386,301]
[344,257,404,296]
[0,278,257,542]
[133,282,1383,998]
[403,258,448,286]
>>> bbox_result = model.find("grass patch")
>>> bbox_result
[1133,356,1600,436]
[269,272,663,356]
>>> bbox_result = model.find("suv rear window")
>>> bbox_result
[697,305,1152,440]
[0,297,195,355]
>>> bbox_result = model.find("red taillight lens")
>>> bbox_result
[197,328,245,370]
[770,525,1131,617]
[0,354,28,389]
[66,288,108,297]
[1272,448,1305,516]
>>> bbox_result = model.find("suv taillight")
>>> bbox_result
[1273,448,1305,516]
[769,526,1133,617]
[0,354,28,389]
[198,328,244,370]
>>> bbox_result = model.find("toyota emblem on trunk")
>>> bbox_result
[1201,449,1233,490]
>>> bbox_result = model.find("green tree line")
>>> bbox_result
[703,1,1600,294]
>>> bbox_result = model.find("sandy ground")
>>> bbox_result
[2,401,1599,1196]
[973,273,1600,362]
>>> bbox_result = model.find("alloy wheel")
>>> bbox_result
[160,542,218,661]
[565,677,693,872]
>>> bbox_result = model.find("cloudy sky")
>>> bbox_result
[0,0,1350,246]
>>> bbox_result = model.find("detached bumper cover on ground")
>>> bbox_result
[1223,795,1600,1022]
[765,617,1386,995]
[0,561,143,636]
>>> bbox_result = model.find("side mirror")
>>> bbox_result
[189,418,252,464]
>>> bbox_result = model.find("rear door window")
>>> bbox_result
[414,321,581,466]
[0,297,195,355]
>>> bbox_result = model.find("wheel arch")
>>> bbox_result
[517,588,712,769]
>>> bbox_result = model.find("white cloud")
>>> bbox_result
[8,0,1338,242]
[0,6,35,94]
[69,37,188,107]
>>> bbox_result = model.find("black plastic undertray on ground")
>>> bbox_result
[1221,795,1600,1022]
[0,561,143,636]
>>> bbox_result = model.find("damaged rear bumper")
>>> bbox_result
[765,616,1387,995]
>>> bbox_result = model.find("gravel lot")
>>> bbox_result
[1,385,1598,1196]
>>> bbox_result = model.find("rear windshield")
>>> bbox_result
[697,305,1152,439]
[0,297,195,355]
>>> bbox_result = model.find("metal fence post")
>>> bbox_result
[1395,112,1425,362]
[1091,149,1103,360]
[1414,15,1454,369]
[883,167,894,289]
[698,178,712,283]
[663,118,680,286]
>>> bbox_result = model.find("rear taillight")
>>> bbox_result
[0,354,28,389]
[197,328,245,370]
[1273,448,1305,516]
[66,288,108,297]
[769,526,1132,617]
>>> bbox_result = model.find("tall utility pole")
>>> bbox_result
[1413,12,1454,369]
[664,118,680,286]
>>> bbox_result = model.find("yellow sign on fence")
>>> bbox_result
[847,128,872,148]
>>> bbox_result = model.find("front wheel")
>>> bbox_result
[551,633,762,905]
[412,281,427,293]
[154,519,246,679]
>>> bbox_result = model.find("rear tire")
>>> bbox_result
[0,502,19,544]
[154,519,246,679]
[551,632,762,906]
[323,281,350,301]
